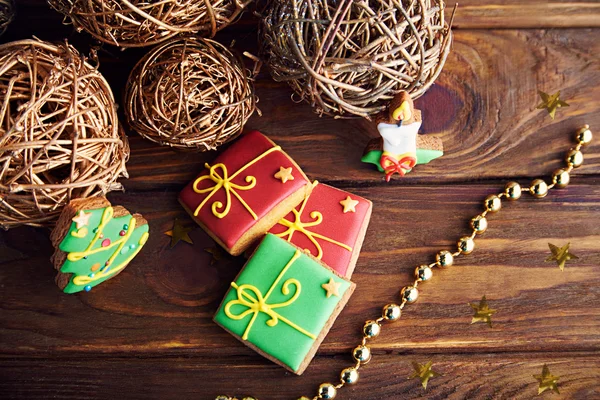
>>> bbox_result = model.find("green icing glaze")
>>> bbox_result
[59,207,149,294]
[361,148,444,172]
[214,234,351,373]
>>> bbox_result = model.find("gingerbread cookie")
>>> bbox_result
[267,181,372,279]
[50,197,149,294]
[179,130,312,256]
[214,234,355,375]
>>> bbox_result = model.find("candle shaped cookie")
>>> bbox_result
[50,197,149,294]
[268,181,372,278]
[179,130,312,256]
[214,234,355,375]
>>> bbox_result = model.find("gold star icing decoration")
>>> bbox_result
[469,295,496,328]
[274,166,294,183]
[537,90,569,120]
[546,242,578,271]
[204,246,226,266]
[534,364,560,395]
[340,196,359,213]
[408,361,440,390]
[321,277,341,298]
[164,219,194,248]
[72,210,91,229]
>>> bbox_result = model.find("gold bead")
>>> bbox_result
[529,179,549,198]
[575,125,592,145]
[566,149,584,168]
[484,194,502,212]
[340,367,359,385]
[318,383,337,399]
[436,250,454,267]
[458,236,475,254]
[414,265,433,282]
[400,286,419,303]
[470,215,488,234]
[352,345,371,364]
[363,320,381,338]
[298,397,311,400]
[243,398,258,400]
[382,303,402,321]
[215,397,230,400]
[504,181,522,200]
[552,169,570,188]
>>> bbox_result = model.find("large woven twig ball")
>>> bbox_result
[48,0,252,48]
[0,39,129,229]
[0,0,15,36]
[261,0,453,119]
[124,37,256,151]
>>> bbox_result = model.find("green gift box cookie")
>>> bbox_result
[214,234,356,375]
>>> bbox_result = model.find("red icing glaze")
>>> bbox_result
[179,131,310,250]
[268,183,371,277]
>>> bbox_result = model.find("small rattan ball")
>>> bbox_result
[48,0,251,48]
[0,39,129,229]
[261,0,453,118]
[0,0,15,36]
[125,37,256,151]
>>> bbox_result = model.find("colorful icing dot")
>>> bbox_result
[119,230,126,236]
[101,238,111,247]
[88,273,95,278]
[99,233,104,239]
[83,256,88,260]
[93,228,98,233]
[84,285,92,292]
[123,224,129,230]
[103,267,111,273]
[130,244,136,249]
[120,247,129,255]
[91,263,101,272]
[105,261,110,266]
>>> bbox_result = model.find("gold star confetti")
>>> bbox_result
[537,90,569,120]
[546,243,578,271]
[469,295,496,328]
[534,364,560,395]
[408,361,440,390]
[274,166,294,183]
[340,196,359,213]
[72,210,91,229]
[164,219,194,248]
[321,277,341,298]
[205,246,226,266]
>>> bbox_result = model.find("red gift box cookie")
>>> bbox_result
[179,130,312,256]
[268,181,372,278]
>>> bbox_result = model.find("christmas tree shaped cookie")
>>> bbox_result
[50,197,149,294]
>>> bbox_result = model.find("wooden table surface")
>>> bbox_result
[1,1,599,399]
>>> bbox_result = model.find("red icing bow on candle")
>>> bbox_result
[379,155,417,182]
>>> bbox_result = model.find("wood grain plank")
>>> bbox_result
[1,185,598,359]
[1,354,598,399]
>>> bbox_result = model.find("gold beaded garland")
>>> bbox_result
[552,169,570,188]
[435,250,454,267]
[382,303,402,321]
[458,236,475,254]
[352,345,371,364]
[470,215,488,234]
[484,194,502,212]
[318,383,337,399]
[575,125,592,145]
[530,179,549,198]
[401,286,419,303]
[363,320,381,338]
[415,265,433,282]
[566,149,584,168]
[505,181,522,200]
[340,367,359,385]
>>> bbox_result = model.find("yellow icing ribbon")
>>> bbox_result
[275,182,352,259]
[192,146,282,219]
[224,250,317,341]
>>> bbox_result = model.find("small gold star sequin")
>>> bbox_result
[321,277,341,298]
[534,364,560,395]
[408,361,440,390]
[72,210,92,229]
[340,196,359,213]
[274,166,294,183]
[537,91,569,120]
[546,243,578,271]
[205,246,226,266]
[469,295,496,328]
[165,219,194,248]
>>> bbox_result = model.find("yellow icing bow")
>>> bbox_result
[224,250,317,341]
[276,182,352,259]
[192,146,282,219]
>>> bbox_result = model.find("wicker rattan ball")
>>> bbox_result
[0,0,15,36]
[261,0,453,119]
[124,37,256,151]
[0,39,129,229]
[48,0,252,48]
